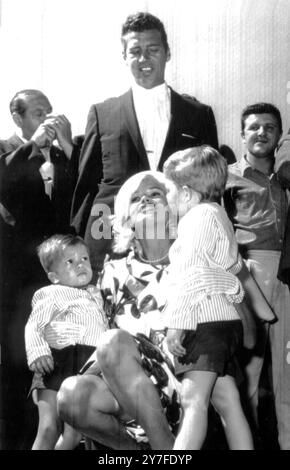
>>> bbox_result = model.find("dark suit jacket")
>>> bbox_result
[72,88,218,238]
[0,139,79,236]
[0,136,82,433]
[0,138,82,288]
[0,133,24,155]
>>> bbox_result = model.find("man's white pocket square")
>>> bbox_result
[181,133,196,139]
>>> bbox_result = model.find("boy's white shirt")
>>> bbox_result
[25,284,107,367]
[164,202,244,330]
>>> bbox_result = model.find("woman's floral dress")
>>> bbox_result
[99,250,182,442]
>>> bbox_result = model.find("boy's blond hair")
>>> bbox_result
[163,145,228,202]
[37,234,88,273]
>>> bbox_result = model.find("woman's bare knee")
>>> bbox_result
[57,375,93,426]
[97,329,135,368]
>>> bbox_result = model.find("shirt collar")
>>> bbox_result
[239,155,252,176]
[240,154,276,178]
[132,82,170,101]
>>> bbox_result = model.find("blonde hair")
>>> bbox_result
[163,145,228,202]
[37,234,87,273]
[113,171,168,253]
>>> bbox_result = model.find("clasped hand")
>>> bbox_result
[31,114,73,155]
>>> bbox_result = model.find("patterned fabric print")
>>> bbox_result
[99,252,182,441]
[134,333,182,438]
[100,251,170,341]
[121,334,182,444]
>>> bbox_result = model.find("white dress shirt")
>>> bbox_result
[132,82,171,170]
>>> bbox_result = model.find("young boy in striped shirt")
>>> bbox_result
[25,234,108,450]
[163,146,254,450]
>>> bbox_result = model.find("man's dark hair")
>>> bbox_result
[241,102,282,134]
[121,12,169,53]
[9,89,52,116]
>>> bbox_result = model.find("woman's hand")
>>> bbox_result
[166,329,186,357]
[30,355,54,374]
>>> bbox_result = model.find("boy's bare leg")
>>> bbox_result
[211,375,254,450]
[32,389,61,450]
[173,371,217,450]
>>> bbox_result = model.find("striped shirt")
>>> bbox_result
[164,202,244,330]
[25,284,108,367]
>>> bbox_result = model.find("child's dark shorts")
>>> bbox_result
[30,344,96,393]
[174,320,243,379]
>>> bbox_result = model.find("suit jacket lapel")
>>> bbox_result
[121,90,149,169]
[9,133,26,151]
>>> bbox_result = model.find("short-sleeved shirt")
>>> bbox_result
[224,155,288,253]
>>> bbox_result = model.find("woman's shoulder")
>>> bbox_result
[102,250,149,275]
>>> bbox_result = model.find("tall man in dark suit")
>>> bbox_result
[0,89,80,449]
[71,12,219,276]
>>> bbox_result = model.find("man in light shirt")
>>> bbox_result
[71,11,219,277]
[224,103,290,449]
